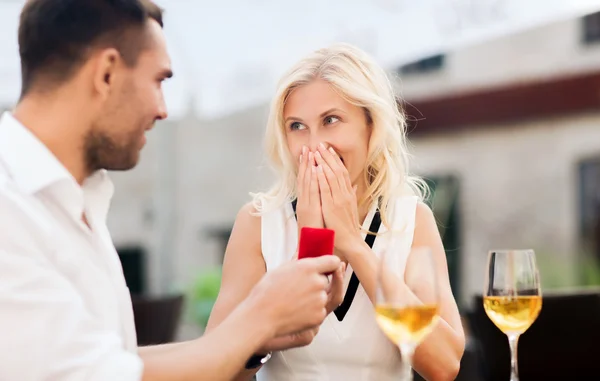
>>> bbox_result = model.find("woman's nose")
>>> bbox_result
[308,136,329,152]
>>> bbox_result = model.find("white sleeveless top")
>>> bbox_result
[258,195,419,381]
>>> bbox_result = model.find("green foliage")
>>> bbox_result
[187,267,222,328]
[535,249,600,290]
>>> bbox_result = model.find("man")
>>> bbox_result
[0,1,344,380]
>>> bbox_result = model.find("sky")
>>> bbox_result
[1,0,600,119]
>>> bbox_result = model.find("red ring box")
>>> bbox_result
[298,227,335,260]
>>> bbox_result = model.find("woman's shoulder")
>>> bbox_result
[233,198,293,241]
[251,194,295,221]
[386,194,419,217]
[230,202,262,247]
[414,200,436,235]
[379,194,421,234]
[236,201,261,222]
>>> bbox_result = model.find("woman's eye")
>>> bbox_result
[325,116,340,124]
[290,122,306,131]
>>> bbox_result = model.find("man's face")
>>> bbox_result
[86,20,172,173]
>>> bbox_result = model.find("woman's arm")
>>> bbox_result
[342,202,465,381]
[313,144,464,380]
[409,202,464,380]
[204,203,271,381]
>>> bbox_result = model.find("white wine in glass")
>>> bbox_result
[375,247,440,381]
[483,249,542,381]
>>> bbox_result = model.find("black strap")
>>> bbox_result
[290,200,381,321]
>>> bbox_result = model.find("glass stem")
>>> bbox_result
[508,334,520,381]
[399,344,415,381]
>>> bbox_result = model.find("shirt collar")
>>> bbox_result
[0,111,114,222]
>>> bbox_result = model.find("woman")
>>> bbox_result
[206,43,465,381]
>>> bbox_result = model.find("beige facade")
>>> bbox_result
[411,112,600,304]
[397,15,600,303]
[397,17,600,100]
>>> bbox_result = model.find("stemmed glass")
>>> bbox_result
[483,249,543,381]
[375,247,441,381]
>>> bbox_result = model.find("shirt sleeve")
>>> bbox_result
[0,249,144,381]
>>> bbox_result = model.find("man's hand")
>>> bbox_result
[260,327,321,352]
[247,255,342,338]
[256,261,346,353]
[326,261,345,314]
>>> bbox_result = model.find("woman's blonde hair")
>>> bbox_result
[251,43,428,229]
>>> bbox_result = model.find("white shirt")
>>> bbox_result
[0,112,143,381]
[258,195,418,381]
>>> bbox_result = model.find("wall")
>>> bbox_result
[410,111,600,304]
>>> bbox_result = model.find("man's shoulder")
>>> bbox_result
[0,171,26,212]
[0,172,36,218]
[0,172,55,249]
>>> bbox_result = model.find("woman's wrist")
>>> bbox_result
[339,235,368,261]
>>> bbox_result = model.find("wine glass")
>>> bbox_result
[483,249,542,381]
[375,246,441,381]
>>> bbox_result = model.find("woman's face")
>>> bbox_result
[283,79,371,186]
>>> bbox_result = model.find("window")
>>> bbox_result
[116,245,147,295]
[423,175,462,305]
[398,54,445,75]
[578,157,600,260]
[582,12,600,45]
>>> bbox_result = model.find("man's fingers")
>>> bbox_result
[325,263,345,312]
[265,330,315,351]
[331,263,345,296]
[303,255,341,275]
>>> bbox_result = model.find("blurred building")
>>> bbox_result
[400,11,600,306]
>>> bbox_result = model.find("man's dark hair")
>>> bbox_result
[18,0,164,96]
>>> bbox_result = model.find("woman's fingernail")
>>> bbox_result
[319,142,326,150]
[299,154,303,163]
[329,147,336,155]
[302,146,308,154]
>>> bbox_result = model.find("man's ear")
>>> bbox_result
[93,48,120,100]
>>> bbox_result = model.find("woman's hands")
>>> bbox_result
[296,146,324,236]
[295,143,364,259]
[313,143,363,256]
